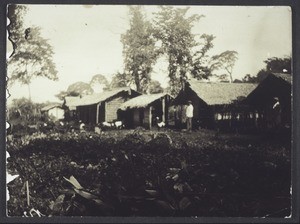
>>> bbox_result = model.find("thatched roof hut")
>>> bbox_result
[173,79,258,130]
[119,93,172,129]
[245,73,292,130]
[41,103,64,120]
[41,103,62,112]
[70,87,140,124]
[174,80,257,106]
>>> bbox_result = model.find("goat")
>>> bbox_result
[101,121,125,130]
[114,121,125,129]
[155,117,165,130]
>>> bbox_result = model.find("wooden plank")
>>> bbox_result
[149,106,152,129]
[162,97,166,123]
[96,103,100,124]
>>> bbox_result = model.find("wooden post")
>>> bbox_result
[26,180,30,206]
[96,103,100,124]
[162,97,166,123]
[104,102,107,121]
[149,106,152,129]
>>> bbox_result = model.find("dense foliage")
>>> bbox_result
[121,6,159,93]
[7,5,58,99]
[153,6,202,95]
[7,130,291,217]
[242,56,292,83]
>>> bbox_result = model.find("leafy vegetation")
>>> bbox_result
[7,5,58,100]
[242,56,291,83]
[121,6,159,93]
[7,130,291,217]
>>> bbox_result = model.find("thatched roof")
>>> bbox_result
[41,103,62,111]
[188,80,257,105]
[64,96,80,108]
[245,73,291,105]
[119,93,169,110]
[69,87,133,107]
[271,73,292,84]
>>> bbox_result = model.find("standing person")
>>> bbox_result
[186,100,194,132]
[79,120,85,132]
[272,97,282,130]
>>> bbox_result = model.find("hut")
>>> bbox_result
[244,73,292,130]
[173,79,257,131]
[41,103,64,121]
[119,93,172,129]
[69,87,140,125]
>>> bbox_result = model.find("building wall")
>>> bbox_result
[143,107,150,127]
[133,109,140,126]
[78,105,97,124]
[105,96,127,122]
[76,90,140,125]
[48,107,64,120]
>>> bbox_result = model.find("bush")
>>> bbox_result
[6,131,291,217]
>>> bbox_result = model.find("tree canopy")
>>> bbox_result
[153,6,202,95]
[56,81,94,100]
[121,6,159,94]
[242,56,291,83]
[110,72,133,89]
[7,4,58,99]
[210,50,238,83]
[191,34,216,80]
[148,80,164,94]
[8,97,44,126]
[90,74,109,93]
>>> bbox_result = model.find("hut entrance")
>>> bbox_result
[139,108,144,125]
[98,103,105,123]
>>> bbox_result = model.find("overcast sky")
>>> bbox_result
[7,5,292,103]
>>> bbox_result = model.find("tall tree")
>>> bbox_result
[8,97,44,127]
[148,80,164,94]
[191,34,216,80]
[7,5,58,100]
[256,56,292,81]
[55,81,93,100]
[7,4,27,58]
[242,56,291,83]
[90,74,109,93]
[210,50,238,83]
[110,72,133,89]
[242,74,258,83]
[121,6,159,93]
[154,6,202,95]
[264,56,291,73]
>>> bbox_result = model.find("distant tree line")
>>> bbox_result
[239,57,291,83]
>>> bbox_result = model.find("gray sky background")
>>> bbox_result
[7,5,292,103]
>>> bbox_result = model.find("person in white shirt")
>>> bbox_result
[186,100,194,132]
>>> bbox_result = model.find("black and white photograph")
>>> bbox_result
[5,3,294,220]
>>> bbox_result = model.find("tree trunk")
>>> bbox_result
[135,73,141,93]
[27,84,32,101]
[229,73,233,83]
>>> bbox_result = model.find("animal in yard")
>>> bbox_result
[157,121,165,128]
[102,121,113,127]
[114,121,125,129]
[101,121,124,130]
[155,117,165,130]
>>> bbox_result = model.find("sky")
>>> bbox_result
[6,5,292,103]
